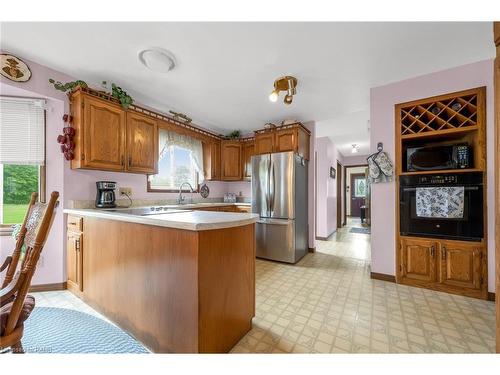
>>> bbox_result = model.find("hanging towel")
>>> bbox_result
[367,151,394,183]
[415,186,465,219]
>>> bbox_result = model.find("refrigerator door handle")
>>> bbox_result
[270,160,275,214]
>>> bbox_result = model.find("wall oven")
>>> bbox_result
[399,172,483,241]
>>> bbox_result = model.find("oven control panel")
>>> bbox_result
[418,175,458,184]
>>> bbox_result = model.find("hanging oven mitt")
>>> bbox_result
[368,151,394,183]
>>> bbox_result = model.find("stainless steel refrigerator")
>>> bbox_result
[251,151,308,263]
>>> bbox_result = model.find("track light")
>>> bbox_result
[269,76,298,105]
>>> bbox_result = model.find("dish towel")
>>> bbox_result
[367,151,394,183]
[416,186,465,218]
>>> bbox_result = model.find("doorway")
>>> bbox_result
[345,165,369,222]
[350,173,366,217]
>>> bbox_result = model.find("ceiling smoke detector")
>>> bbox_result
[139,48,176,73]
[351,144,359,154]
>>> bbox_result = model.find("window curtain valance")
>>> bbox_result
[0,97,46,165]
[158,128,205,181]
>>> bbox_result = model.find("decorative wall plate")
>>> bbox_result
[0,54,31,82]
[200,183,210,198]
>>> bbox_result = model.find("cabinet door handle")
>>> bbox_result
[75,238,80,252]
[121,155,124,165]
[430,246,435,257]
[442,247,446,260]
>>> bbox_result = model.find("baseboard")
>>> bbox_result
[29,282,67,293]
[370,272,396,283]
[308,247,316,253]
[316,230,337,241]
[488,292,495,301]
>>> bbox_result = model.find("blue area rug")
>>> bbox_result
[349,227,371,234]
[23,307,148,354]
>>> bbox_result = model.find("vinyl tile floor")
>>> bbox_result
[31,218,496,353]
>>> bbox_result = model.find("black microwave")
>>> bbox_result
[406,144,471,172]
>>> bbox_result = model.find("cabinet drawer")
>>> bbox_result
[67,215,83,232]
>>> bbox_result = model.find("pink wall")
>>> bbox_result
[343,154,369,166]
[315,137,342,238]
[0,82,68,286]
[304,121,316,249]
[370,59,496,292]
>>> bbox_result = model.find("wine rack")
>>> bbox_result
[399,89,481,138]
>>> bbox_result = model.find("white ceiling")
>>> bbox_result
[0,22,494,143]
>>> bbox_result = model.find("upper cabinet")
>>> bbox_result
[203,141,221,181]
[71,90,157,174]
[255,132,275,154]
[220,140,242,181]
[81,95,126,171]
[242,140,255,180]
[126,112,158,174]
[254,123,310,160]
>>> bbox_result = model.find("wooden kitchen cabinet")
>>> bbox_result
[80,95,126,171]
[254,124,310,160]
[126,111,158,174]
[242,140,255,179]
[439,240,483,291]
[203,141,221,181]
[398,236,486,299]
[67,215,83,293]
[254,131,275,154]
[70,89,158,174]
[400,237,438,283]
[221,140,242,181]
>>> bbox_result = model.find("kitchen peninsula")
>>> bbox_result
[63,207,258,353]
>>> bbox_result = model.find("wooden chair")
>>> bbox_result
[1,193,38,290]
[0,191,59,353]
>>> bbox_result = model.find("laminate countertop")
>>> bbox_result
[63,206,258,231]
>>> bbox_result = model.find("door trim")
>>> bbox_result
[493,21,500,352]
[336,161,342,228]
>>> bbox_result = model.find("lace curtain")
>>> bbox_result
[158,129,205,181]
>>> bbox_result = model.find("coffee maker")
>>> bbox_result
[95,181,117,208]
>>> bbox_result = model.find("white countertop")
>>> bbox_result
[63,206,258,231]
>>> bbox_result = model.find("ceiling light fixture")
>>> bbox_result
[269,75,298,105]
[351,144,359,154]
[138,48,176,73]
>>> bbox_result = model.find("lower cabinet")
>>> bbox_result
[399,236,486,299]
[400,237,438,283]
[67,216,83,293]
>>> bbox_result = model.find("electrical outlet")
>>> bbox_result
[119,187,132,196]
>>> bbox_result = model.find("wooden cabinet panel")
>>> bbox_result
[126,112,157,173]
[401,238,437,283]
[83,96,125,171]
[203,141,221,181]
[242,141,254,179]
[221,141,242,181]
[67,229,83,292]
[439,240,482,290]
[254,132,275,155]
[275,128,297,153]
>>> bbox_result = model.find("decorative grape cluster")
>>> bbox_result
[57,114,76,161]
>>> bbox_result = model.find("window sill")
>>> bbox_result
[0,226,14,237]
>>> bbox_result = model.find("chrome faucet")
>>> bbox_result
[178,182,195,205]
